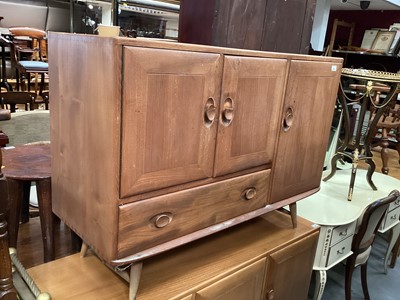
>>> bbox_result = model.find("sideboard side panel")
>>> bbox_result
[49,33,121,261]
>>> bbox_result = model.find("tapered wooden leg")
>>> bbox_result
[129,262,143,300]
[390,234,400,268]
[80,242,89,257]
[36,178,54,262]
[386,224,400,272]
[360,263,370,300]
[345,256,356,300]
[6,179,23,249]
[289,203,297,228]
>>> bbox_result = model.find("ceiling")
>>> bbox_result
[330,0,400,10]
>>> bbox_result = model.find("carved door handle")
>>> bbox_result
[283,107,294,132]
[221,97,234,126]
[204,98,216,127]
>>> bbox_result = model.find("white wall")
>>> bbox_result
[310,0,332,51]
[0,1,47,30]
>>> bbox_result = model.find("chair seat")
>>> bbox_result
[18,60,48,71]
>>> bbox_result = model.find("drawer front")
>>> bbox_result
[117,170,270,258]
[388,197,400,211]
[331,222,356,246]
[381,207,400,231]
[327,235,353,267]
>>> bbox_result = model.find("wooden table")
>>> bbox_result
[2,144,53,262]
[298,168,400,300]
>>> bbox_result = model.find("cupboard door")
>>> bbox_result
[195,258,266,300]
[270,60,341,203]
[121,47,222,198]
[213,56,287,177]
[264,232,318,300]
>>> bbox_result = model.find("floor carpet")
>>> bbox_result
[0,110,50,146]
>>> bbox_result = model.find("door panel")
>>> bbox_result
[213,56,287,177]
[264,232,319,300]
[195,258,266,300]
[121,47,222,198]
[270,60,341,203]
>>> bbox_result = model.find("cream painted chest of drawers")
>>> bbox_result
[48,33,341,267]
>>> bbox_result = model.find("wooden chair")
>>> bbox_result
[0,91,37,112]
[345,190,400,300]
[37,91,49,110]
[7,27,48,94]
[327,19,355,56]
[0,149,17,300]
[375,100,400,174]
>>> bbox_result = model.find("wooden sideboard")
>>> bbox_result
[28,211,319,300]
[48,33,341,268]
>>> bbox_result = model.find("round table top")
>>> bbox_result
[1,144,50,180]
[341,68,400,83]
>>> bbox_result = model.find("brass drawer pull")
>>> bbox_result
[339,229,348,236]
[390,214,398,220]
[152,213,173,228]
[242,187,257,200]
[337,246,346,255]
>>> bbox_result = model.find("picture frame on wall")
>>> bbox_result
[371,30,397,53]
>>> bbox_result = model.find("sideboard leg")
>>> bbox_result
[129,262,143,300]
[313,270,326,300]
[289,203,297,228]
[80,242,89,258]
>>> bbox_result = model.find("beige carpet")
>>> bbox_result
[0,110,50,146]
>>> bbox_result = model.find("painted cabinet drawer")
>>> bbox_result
[380,206,400,231]
[331,222,356,246]
[388,197,400,211]
[327,235,353,267]
[117,170,270,258]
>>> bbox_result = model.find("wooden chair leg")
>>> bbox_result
[390,234,400,268]
[380,128,389,175]
[360,263,370,300]
[345,256,356,300]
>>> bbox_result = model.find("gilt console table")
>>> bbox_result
[324,68,400,200]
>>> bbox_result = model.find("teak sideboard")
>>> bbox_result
[27,211,319,300]
[48,32,341,278]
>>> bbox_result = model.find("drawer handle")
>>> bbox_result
[282,107,294,132]
[395,199,400,205]
[390,214,398,220]
[221,97,234,127]
[204,98,216,127]
[242,187,257,200]
[152,213,173,228]
[339,229,348,236]
[337,247,346,255]
[266,289,274,300]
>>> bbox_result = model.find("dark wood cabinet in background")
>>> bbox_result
[178,0,316,54]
